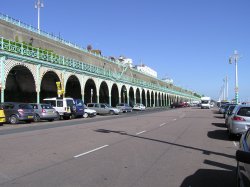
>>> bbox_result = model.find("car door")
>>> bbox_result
[100,104,108,114]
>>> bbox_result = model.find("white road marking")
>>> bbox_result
[136,131,146,135]
[233,141,238,147]
[173,119,177,121]
[74,145,109,158]
[160,123,166,127]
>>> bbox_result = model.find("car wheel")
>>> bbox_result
[83,113,88,118]
[34,114,40,122]
[9,115,19,124]
[228,129,234,140]
[109,110,115,115]
[55,112,60,120]
[71,113,76,119]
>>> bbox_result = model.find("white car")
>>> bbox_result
[83,104,97,118]
[133,104,146,111]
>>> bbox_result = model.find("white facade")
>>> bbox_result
[135,64,157,78]
[162,77,174,84]
[118,56,133,67]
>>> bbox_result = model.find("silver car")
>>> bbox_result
[87,103,119,115]
[116,103,132,113]
[227,105,250,139]
[30,103,58,122]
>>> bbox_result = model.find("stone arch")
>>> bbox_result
[121,85,128,104]
[65,75,82,99]
[5,64,36,102]
[84,78,97,104]
[99,81,109,104]
[129,87,135,106]
[111,83,119,107]
[40,71,60,101]
[4,59,37,90]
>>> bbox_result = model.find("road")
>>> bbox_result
[0,107,237,187]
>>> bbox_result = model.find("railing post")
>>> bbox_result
[0,37,3,50]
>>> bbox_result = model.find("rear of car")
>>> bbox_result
[0,104,6,125]
[2,102,34,124]
[228,105,250,138]
[116,103,132,113]
[73,99,84,118]
[83,104,96,118]
[44,98,71,119]
[31,103,57,122]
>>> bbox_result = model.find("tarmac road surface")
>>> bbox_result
[0,107,237,187]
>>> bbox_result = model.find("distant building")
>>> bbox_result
[118,56,133,67]
[162,76,174,84]
[135,64,157,78]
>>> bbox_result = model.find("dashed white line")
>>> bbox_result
[136,131,146,135]
[74,145,109,158]
[159,123,166,127]
[173,119,177,121]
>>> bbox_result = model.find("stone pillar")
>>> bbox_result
[0,56,5,103]
[36,64,41,103]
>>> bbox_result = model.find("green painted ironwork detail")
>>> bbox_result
[0,37,199,99]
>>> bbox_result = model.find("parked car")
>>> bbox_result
[87,103,119,115]
[170,102,185,108]
[225,105,237,127]
[1,102,34,124]
[116,103,132,113]
[30,103,58,122]
[133,103,146,111]
[236,128,250,187]
[222,104,236,118]
[83,104,96,118]
[227,105,250,139]
[43,97,75,119]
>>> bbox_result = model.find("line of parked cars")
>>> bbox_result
[218,102,250,186]
[0,98,147,125]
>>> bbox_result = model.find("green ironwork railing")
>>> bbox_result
[0,37,198,99]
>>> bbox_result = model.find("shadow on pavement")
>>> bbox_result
[207,129,241,141]
[180,168,236,187]
[211,123,226,128]
[95,129,235,159]
[214,116,224,119]
[207,130,229,141]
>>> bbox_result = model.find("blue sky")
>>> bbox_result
[1,0,250,101]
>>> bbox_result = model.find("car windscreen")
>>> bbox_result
[19,104,33,109]
[201,101,209,104]
[237,107,250,117]
[66,100,75,107]
[76,100,83,107]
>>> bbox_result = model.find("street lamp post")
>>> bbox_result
[90,89,93,103]
[35,0,44,31]
[229,50,240,104]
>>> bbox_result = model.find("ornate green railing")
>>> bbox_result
[0,37,199,99]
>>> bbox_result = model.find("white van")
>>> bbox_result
[43,97,76,119]
[201,97,211,109]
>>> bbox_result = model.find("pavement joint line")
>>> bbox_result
[74,145,109,158]
[159,123,166,127]
[136,130,146,135]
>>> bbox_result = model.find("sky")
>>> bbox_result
[1,0,250,101]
